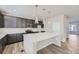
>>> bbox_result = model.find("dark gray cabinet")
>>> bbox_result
[4,16,29,28]
[7,33,23,45]
[16,18,26,28]
[4,16,25,28]
[21,19,26,28]
[16,18,35,28]
[4,16,17,28]
[0,33,24,53]
[16,33,23,42]
[7,34,17,44]
[16,18,22,28]
[0,13,4,28]
[32,21,44,28]
[25,19,31,27]
[24,19,35,28]
[0,33,23,53]
[0,35,7,53]
[4,16,26,28]
[4,15,44,28]
[32,24,38,28]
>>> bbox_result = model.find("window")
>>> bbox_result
[69,24,77,31]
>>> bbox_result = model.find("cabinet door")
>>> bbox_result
[16,33,23,42]
[7,33,23,45]
[21,19,26,28]
[2,36,7,46]
[25,19,33,28]
[1,36,7,53]
[0,46,3,53]
[0,35,7,53]
[25,19,30,27]
[0,40,3,53]
[29,20,34,28]
[16,18,26,28]
[4,16,17,28]
[0,14,4,28]
[16,18,22,28]
[7,34,17,44]
[32,24,38,28]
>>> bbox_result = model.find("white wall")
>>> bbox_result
[68,17,79,22]
[43,18,53,32]
[43,15,68,43]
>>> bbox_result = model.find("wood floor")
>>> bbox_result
[3,35,79,54]
[3,42,24,54]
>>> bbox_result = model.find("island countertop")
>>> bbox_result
[23,32,59,42]
[0,28,45,39]
[0,34,7,40]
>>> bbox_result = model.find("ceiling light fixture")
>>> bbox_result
[35,5,39,23]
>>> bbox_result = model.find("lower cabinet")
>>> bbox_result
[0,33,23,53]
[7,34,17,44]
[0,46,3,53]
[0,35,7,53]
[16,33,23,42]
[7,33,23,45]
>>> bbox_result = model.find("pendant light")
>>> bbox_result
[35,5,39,23]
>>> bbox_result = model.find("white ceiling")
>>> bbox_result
[0,5,79,19]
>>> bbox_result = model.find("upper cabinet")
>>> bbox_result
[25,19,36,28]
[4,16,17,28]
[21,19,26,28]
[16,17,22,28]
[0,13,4,28]
[0,15,44,28]
[4,16,36,28]
[4,16,27,28]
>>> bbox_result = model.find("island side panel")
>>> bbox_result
[23,35,37,54]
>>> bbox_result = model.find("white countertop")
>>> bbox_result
[0,28,45,40]
[0,33,7,39]
[23,32,59,42]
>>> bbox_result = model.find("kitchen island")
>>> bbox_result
[0,28,45,53]
[23,32,60,54]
